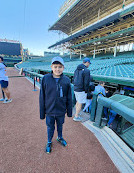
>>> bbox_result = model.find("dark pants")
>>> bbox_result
[104,107,117,125]
[46,115,65,143]
[108,110,117,125]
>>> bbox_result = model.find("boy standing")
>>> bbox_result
[39,57,72,154]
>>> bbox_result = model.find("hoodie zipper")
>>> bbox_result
[60,85,63,97]
[51,73,63,97]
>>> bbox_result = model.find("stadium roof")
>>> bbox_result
[49,0,134,35]
[48,13,120,49]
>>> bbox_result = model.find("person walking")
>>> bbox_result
[73,57,91,121]
[39,57,72,154]
[0,56,12,103]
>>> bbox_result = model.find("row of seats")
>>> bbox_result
[92,64,134,78]
[17,56,134,79]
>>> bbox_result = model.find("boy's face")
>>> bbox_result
[51,63,64,77]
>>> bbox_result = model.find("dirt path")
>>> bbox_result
[0,68,119,173]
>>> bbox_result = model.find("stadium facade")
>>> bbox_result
[48,0,134,57]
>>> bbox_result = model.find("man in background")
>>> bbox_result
[73,57,91,121]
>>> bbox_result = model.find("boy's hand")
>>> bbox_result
[40,114,46,120]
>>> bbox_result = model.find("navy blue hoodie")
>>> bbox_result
[39,73,72,119]
[73,64,90,93]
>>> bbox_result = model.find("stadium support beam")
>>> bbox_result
[82,19,83,29]
[105,48,107,54]
[80,50,82,59]
[70,51,72,59]
[93,48,96,59]
[122,0,126,9]
[71,26,72,35]
[114,42,118,57]
[98,8,100,21]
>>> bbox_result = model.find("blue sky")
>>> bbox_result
[0,0,66,55]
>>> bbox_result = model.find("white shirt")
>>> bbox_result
[0,63,8,81]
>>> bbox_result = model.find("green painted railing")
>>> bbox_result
[94,95,134,128]
[93,94,134,149]
[120,5,134,17]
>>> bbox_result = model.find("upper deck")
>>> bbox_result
[59,0,77,17]
[49,0,134,35]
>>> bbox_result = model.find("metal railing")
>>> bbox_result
[22,70,43,91]
[93,96,134,132]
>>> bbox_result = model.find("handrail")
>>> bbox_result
[23,70,44,78]
[94,96,134,128]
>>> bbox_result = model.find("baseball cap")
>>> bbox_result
[51,57,65,66]
[83,57,91,64]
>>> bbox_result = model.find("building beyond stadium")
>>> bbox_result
[0,39,23,66]
[0,39,22,56]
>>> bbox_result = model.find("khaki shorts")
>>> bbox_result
[74,91,87,104]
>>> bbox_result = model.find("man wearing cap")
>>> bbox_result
[73,57,91,121]
[39,57,72,153]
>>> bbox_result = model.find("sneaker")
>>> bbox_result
[73,116,83,122]
[3,99,12,104]
[45,142,52,154]
[0,98,5,101]
[57,137,67,147]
